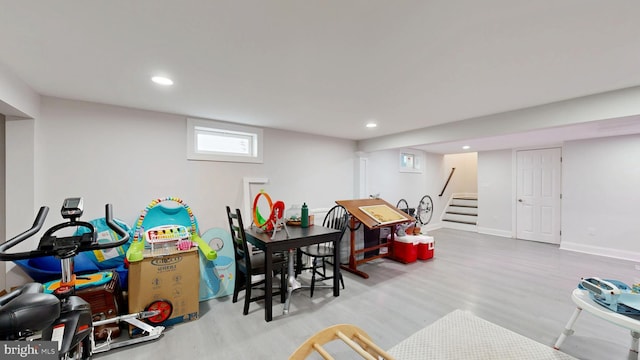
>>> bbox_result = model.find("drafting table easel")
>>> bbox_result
[335,198,414,279]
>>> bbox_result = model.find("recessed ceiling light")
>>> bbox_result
[151,76,173,86]
[462,145,471,150]
[366,122,377,128]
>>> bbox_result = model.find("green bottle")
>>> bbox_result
[301,203,309,228]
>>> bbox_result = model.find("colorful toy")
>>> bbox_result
[126,234,145,262]
[252,190,275,231]
[252,190,289,239]
[127,197,218,302]
[579,277,640,315]
[199,228,235,300]
[127,196,216,261]
[145,224,194,254]
[43,271,114,293]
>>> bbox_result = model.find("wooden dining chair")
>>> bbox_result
[226,206,288,315]
[296,205,348,296]
[289,324,396,360]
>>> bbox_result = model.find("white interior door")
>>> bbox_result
[516,148,561,244]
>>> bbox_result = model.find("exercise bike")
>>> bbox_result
[0,198,170,359]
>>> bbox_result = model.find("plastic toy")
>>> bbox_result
[127,197,218,302]
[145,224,193,254]
[252,190,289,239]
[199,228,235,300]
[127,196,216,261]
[43,271,114,293]
[579,277,640,316]
[252,190,275,231]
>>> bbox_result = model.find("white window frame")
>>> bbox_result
[399,150,423,173]
[187,118,263,163]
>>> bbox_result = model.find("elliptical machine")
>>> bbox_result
[0,198,130,359]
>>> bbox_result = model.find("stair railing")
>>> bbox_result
[439,167,456,197]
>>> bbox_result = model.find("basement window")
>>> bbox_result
[187,118,263,163]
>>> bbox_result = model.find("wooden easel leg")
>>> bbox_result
[341,218,370,279]
[340,264,369,279]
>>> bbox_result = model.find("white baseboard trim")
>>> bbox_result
[560,241,640,262]
[441,221,477,232]
[477,227,512,238]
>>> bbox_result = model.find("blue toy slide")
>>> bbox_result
[199,228,235,300]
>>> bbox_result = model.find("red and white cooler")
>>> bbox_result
[392,235,418,263]
[416,235,434,260]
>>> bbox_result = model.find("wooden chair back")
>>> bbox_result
[289,324,396,360]
[310,204,348,254]
[323,205,349,236]
[226,206,251,273]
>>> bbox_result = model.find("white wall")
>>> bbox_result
[0,115,5,291]
[0,61,40,118]
[3,96,356,288]
[33,97,356,227]
[5,117,37,288]
[477,150,513,237]
[367,149,427,202]
[561,134,640,261]
[365,148,445,230]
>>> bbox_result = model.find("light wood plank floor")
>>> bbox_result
[95,229,639,359]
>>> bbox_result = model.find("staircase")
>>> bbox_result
[442,195,477,231]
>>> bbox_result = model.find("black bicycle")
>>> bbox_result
[396,195,433,225]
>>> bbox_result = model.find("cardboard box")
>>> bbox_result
[128,247,199,332]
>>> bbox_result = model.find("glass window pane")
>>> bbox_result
[196,132,251,155]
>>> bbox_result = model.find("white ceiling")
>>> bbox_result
[1,1,640,154]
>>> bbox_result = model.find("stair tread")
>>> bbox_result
[445,196,478,229]
[446,211,478,216]
[443,219,477,225]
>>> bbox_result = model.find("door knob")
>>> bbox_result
[518,199,524,202]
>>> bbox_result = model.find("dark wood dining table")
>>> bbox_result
[244,224,342,322]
